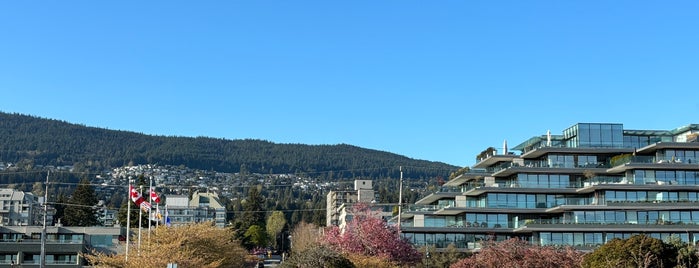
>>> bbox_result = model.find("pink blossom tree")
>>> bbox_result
[451,238,584,268]
[323,203,422,266]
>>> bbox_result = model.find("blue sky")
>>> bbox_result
[1,1,697,167]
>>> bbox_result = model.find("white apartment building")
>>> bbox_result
[0,188,42,226]
[165,191,227,227]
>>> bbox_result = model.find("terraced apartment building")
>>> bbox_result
[398,123,699,251]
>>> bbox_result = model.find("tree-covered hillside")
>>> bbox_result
[0,112,459,179]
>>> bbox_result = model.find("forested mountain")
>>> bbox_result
[0,112,459,180]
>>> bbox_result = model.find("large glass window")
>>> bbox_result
[567,123,624,148]
[517,173,571,188]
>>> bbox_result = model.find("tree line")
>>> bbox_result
[0,112,458,179]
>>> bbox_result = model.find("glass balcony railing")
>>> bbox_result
[495,160,611,171]
[404,205,442,212]
[610,155,699,167]
[518,218,699,227]
[434,186,462,193]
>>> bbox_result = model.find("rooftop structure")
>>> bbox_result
[399,123,699,251]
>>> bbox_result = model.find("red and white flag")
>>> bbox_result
[129,185,151,212]
[150,189,161,203]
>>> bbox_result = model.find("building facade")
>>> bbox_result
[327,180,383,227]
[0,188,42,226]
[164,191,227,227]
[0,225,121,267]
[399,123,699,251]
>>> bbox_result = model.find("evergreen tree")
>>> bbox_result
[236,186,267,249]
[63,178,99,226]
[52,193,67,225]
[240,186,266,230]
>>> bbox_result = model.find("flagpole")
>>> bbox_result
[165,204,170,227]
[156,203,160,228]
[138,185,143,253]
[148,177,152,241]
[126,179,131,262]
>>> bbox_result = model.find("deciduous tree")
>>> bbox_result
[289,221,322,255]
[86,222,248,268]
[244,224,268,248]
[266,210,287,249]
[665,235,699,268]
[419,244,468,268]
[323,203,421,266]
[582,234,675,268]
[451,238,584,268]
[280,245,354,268]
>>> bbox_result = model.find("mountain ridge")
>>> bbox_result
[0,111,458,180]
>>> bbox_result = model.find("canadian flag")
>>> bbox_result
[129,185,151,212]
[150,189,161,203]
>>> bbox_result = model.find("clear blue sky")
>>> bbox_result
[1,1,698,167]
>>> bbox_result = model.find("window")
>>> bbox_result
[23,253,39,264]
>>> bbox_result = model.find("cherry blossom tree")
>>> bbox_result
[322,203,422,266]
[451,238,584,268]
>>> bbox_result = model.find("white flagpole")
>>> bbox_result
[126,179,131,262]
[138,185,143,253]
[156,203,160,228]
[148,177,153,240]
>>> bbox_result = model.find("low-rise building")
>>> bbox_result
[0,225,121,267]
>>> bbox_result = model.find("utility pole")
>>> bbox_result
[40,171,49,268]
[398,166,403,231]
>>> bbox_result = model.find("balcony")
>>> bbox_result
[516,218,699,231]
[608,155,699,173]
[404,204,446,213]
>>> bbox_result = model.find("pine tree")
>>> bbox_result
[52,193,67,225]
[240,186,266,230]
[63,178,99,226]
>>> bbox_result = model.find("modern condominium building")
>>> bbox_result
[398,123,699,251]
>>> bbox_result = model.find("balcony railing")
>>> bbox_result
[404,204,446,212]
[519,218,699,227]
[615,155,699,166]
[0,238,83,244]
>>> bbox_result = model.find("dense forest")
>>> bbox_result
[0,112,458,180]
[0,112,462,228]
